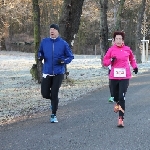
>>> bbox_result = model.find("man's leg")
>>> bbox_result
[41,76,52,99]
[51,74,63,115]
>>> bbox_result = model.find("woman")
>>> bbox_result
[103,31,138,127]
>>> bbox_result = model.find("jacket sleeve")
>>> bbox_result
[103,48,112,67]
[37,40,44,60]
[129,49,138,69]
[63,42,74,64]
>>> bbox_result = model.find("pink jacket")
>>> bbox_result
[103,44,138,80]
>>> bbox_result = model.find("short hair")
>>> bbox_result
[113,31,125,40]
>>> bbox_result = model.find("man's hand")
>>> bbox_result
[38,56,44,61]
[58,59,64,64]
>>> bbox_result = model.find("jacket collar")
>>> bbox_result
[49,36,60,42]
[114,43,124,48]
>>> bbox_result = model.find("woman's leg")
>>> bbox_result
[109,79,113,97]
[118,79,129,119]
[110,79,119,103]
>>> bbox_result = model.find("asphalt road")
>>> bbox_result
[0,71,150,150]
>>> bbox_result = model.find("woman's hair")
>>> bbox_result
[113,31,125,40]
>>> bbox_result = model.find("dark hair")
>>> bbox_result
[113,31,125,40]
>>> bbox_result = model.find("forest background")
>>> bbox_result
[0,0,149,53]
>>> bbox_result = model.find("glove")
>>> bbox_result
[133,67,138,74]
[38,56,44,61]
[58,59,65,64]
[111,57,116,63]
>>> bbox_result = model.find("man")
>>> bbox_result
[38,24,74,123]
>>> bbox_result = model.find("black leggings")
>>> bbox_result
[109,79,113,97]
[110,79,129,118]
[41,74,63,114]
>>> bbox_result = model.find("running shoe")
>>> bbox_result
[114,103,119,113]
[117,116,124,127]
[108,97,114,102]
[50,114,58,123]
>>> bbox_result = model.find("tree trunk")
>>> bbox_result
[0,37,6,50]
[0,15,8,51]
[59,0,84,47]
[115,0,125,31]
[32,0,42,83]
[59,0,84,79]
[135,0,146,63]
[99,0,109,63]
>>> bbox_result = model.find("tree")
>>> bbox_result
[0,1,10,50]
[0,0,33,50]
[59,0,84,47]
[31,0,42,83]
[113,0,125,31]
[99,0,109,62]
[135,0,146,63]
[59,0,84,78]
[1,0,149,61]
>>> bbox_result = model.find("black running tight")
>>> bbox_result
[41,74,64,114]
[110,79,129,118]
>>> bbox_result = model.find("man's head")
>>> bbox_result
[50,24,59,38]
[113,31,125,47]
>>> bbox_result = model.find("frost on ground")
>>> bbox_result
[0,51,150,125]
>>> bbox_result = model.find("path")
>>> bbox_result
[0,71,150,150]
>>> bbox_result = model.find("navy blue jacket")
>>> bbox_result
[38,36,74,75]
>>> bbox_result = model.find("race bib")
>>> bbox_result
[114,68,126,77]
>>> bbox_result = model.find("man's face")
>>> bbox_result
[50,28,59,38]
[114,35,124,46]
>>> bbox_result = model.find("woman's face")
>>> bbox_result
[114,35,124,46]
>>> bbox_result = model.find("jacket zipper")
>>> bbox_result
[52,41,54,75]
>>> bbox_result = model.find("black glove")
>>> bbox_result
[111,57,116,63]
[133,67,138,74]
[38,56,44,61]
[58,59,65,64]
